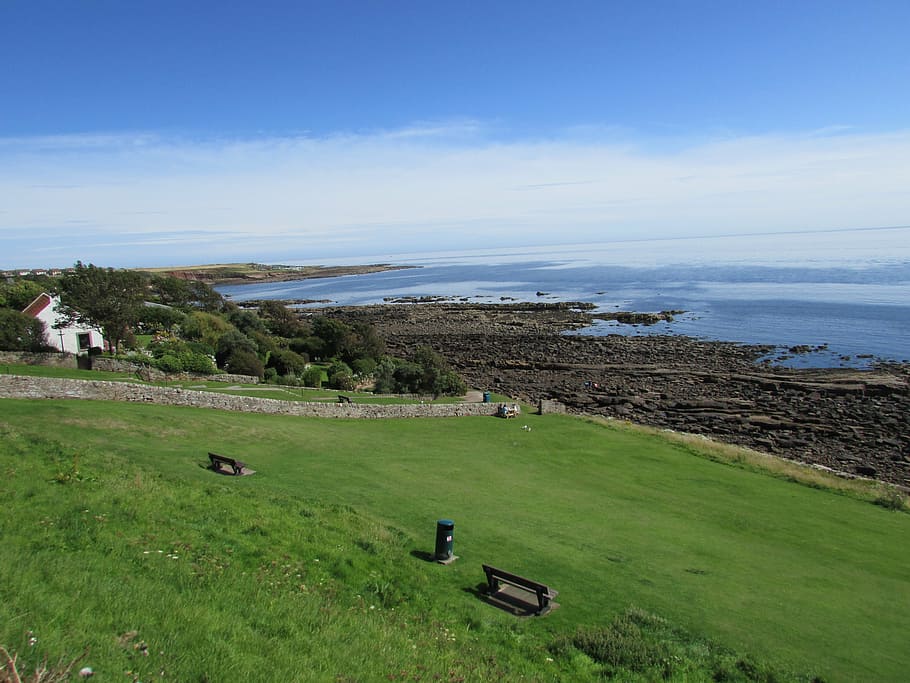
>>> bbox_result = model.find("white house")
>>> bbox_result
[22,292,105,354]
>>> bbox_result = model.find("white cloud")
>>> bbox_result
[1,125,908,267]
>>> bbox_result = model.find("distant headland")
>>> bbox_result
[136,262,416,285]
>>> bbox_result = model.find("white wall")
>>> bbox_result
[34,297,105,353]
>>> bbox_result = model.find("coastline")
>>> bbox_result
[140,262,416,285]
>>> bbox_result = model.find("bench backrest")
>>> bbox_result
[482,564,549,593]
[209,452,237,465]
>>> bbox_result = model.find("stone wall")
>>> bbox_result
[538,398,568,415]
[0,351,77,368]
[210,373,259,384]
[0,375,501,419]
[89,358,258,384]
[90,357,148,374]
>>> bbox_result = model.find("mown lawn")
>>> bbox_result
[1,398,908,681]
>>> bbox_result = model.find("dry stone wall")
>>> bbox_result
[0,351,77,368]
[90,357,258,384]
[0,375,501,419]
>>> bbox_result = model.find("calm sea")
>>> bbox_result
[216,227,910,368]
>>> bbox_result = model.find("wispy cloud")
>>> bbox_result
[1,124,908,267]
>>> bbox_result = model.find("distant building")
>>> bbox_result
[21,292,105,354]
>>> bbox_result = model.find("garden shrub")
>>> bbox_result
[301,366,323,388]
[155,354,183,373]
[224,349,264,379]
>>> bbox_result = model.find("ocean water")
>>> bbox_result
[216,227,910,368]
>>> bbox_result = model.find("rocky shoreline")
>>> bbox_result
[323,302,910,488]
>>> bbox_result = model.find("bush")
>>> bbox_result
[181,311,232,350]
[147,338,215,375]
[291,335,324,360]
[0,309,51,352]
[874,486,907,511]
[155,354,183,373]
[215,330,258,368]
[136,305,185,333]
[370,349,466,396]
[267,348,308,377]
[224,349,264,378]
[352,357,377,377]
[570,618,667,673]
[181,351,215,374]
[301,366,323,388]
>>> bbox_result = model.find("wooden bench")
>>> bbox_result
[337,395,352,403]
[481,564,558,615]
[208,452,246,476]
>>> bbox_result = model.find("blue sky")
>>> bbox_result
[1,1,908,268]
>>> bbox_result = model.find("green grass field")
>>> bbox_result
[1,398,908,681]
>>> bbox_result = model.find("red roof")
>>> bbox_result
[22,292,53,318]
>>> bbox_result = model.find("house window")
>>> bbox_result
[78,333,91,351]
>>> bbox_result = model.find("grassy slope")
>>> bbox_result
[1,399,908,681]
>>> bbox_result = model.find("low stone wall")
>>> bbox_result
[0,351,77,368]
[90,357,148,374]
[538,399,568,415]
[0,375,500,419]
[210,373,259,384]
[90,358,258,384]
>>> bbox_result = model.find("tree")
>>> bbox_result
[226,308,265,336]
[0,309,50,351]
[57,262,147,354]
[0,278,46,311]
[259,300,306,338]
[181,311,231,351]
[188,280,224,312]
[267,347,308,377]
[223,349,264,378]
[311,317,353,359]
[147,337,215,374]
[301,366,323,388]
[150,274,193,308]
[341,322,385,365]
[290,335,325,360]
[327,359,355,391]
[371,348,466,396]
[215,329,258,368]
[136,305,185,333]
